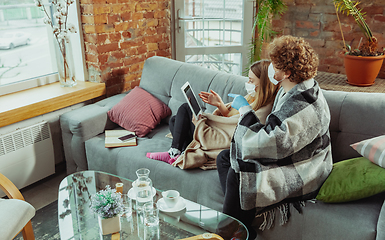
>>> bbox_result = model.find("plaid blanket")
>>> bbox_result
[230,79,332,228]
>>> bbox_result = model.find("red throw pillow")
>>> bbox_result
[108,86,171,137]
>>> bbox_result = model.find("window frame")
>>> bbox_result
[0,1,87,96]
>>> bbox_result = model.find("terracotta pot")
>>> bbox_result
[344,54,385,86]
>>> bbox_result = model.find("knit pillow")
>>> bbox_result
[316,157,385,203]
[108,86,171,137]
[350,135,385,168]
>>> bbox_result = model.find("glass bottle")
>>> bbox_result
[133,168,153,239]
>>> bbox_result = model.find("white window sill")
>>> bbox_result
[0,81,106,128]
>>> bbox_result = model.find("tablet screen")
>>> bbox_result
[183,84,201,117]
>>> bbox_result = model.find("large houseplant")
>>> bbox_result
[248,0,287,66]
[334,0,385,86]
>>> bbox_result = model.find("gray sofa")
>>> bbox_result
[60,56,385,240]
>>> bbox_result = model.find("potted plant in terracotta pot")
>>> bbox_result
[334,0,385,86]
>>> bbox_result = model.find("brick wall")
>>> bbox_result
[79,0,172,96]
[272,0,385,78]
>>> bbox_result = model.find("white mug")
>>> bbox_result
[162,190,180,208]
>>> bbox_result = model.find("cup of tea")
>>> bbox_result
[162,190,180,208]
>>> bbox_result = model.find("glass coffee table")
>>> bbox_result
[58,170,248,240]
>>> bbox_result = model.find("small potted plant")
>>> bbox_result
[91,185,124,235]
[334,0,385,86]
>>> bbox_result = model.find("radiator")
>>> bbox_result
[0,121,55,196]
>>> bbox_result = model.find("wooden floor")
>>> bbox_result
[315,71,385,93]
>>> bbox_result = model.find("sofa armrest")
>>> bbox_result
[60,94,126,174]
[377,198,385,240]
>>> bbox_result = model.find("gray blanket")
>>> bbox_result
[230,79,333,227]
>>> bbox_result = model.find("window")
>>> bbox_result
[0,0,86,96]
[174,0,253,76]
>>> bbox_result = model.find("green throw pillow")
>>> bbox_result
[316,157,385,203]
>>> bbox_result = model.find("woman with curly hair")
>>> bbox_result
[217,35,332,239]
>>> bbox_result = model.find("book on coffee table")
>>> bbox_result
[105,130,137,147]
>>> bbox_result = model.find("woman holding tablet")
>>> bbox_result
[146,60,280,165]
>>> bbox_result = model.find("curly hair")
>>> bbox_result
[268,35,319,83]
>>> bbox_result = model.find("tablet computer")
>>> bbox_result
[181,81,203,118]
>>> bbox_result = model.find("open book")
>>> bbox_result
[105,130,137,148]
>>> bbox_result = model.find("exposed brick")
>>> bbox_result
[147,43,158,52]
[111,51,126,60]
[137,45,147,55]
[296,20,320,30]
[98,54,109,65]
[84,33,97,44]
[132,12,144,21]
[85,42,98,54]
[156,26,167,35]
[305,38,325,48]
[144,12,154,19]
[130,62,141,72]
[137,2,158,11]
[310,5,336,14]
[81,4,94,14]
[363,5,384,15]
[122,31,132,39]
[96,34,108,44]
[114,22,129,32]
[154,10,166,19]
[158,42,168,50]
[109,32,122,42]
[82,15,94,24]
[374,15,385,22]
[112,4,135,14]
[121,39,142,49]
[85,53,98,62]
[155,50,170,57]
[83,24,96,34]
[98,42,120,53]
[144,35,162,44]
[121,12,132,21]
[310,30,320,37]
[94,14,108,24]
[95,24,115,33]
[93,5,111,14]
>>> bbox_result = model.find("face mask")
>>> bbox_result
[245,82,256,95]
[268,63,283,85]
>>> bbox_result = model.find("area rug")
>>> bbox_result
[15,200,59,240]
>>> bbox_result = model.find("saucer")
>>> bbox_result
[157,197,186,213]
[127,187,156,200]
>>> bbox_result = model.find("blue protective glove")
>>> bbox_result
[228,93,250,110]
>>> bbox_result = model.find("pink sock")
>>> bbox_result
[168,155,180,165]
[146,152,171,163]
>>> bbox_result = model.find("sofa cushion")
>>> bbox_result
[351,135,385,168]
[316,157,385,203]
[107,86,172,137]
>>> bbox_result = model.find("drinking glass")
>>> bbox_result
[120,194,134,235]
[143,202,160,240]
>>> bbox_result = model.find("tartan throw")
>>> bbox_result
[230,79,333,229]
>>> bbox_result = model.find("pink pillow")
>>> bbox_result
[108,86,171,137]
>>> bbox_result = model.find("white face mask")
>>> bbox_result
[245,82,256,95]
[268,63,283,85]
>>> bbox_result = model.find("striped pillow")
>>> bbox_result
[350,135,385,168]
[108,86,171,137]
